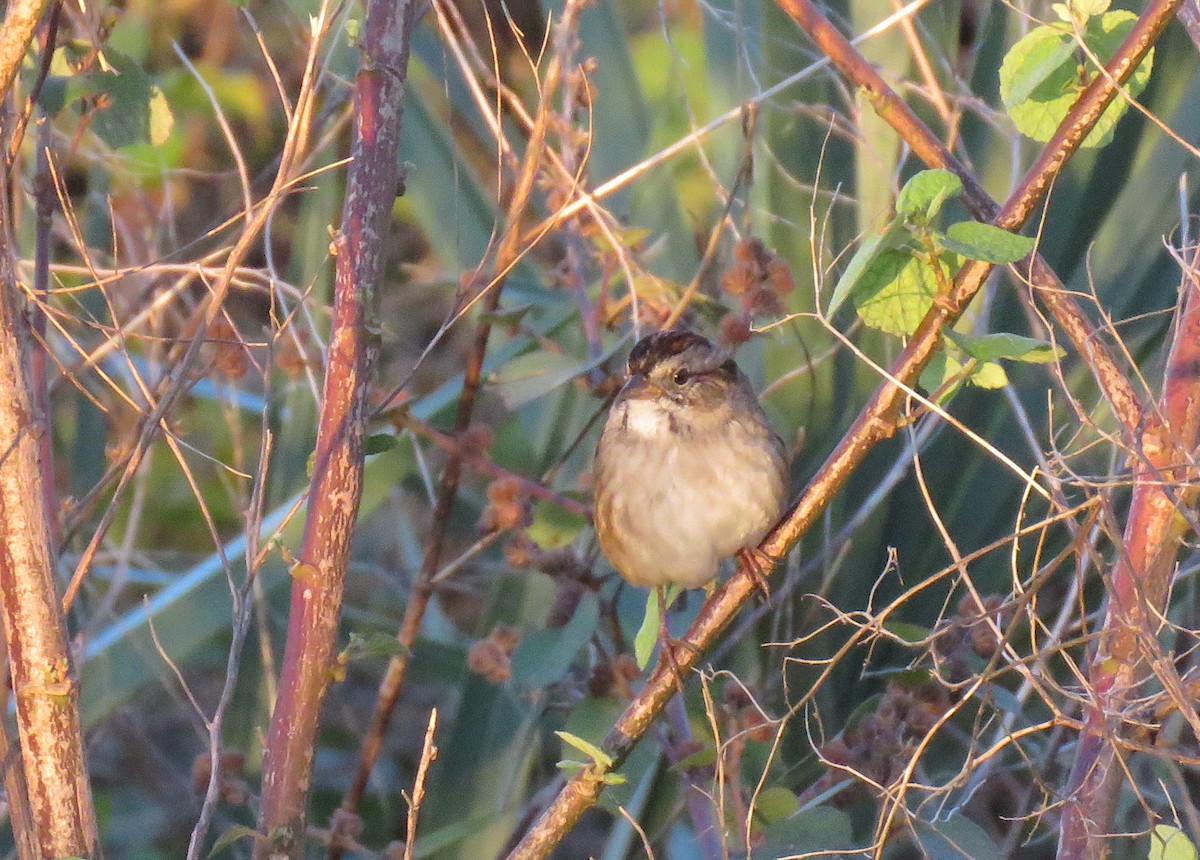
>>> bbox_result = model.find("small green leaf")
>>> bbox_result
[86,50,175,150]
[340,631,411,662]
[675,742,717,769]
[919,351,964,402]
[600,772,627,785]
[1150,825,1199,860]
[969,361,1009,389]
[854,250,952,337]
[945,330,1065,364]
[940,222,1035,263]
[1053,0,1110,23]
[632,586,684,669]
[882,620,932,645]
[526,499,588,550]
[210,825,260,856]
[827,217,907,316]
[481,302,535,327]
[896,169,963,221]
[634,592,660,669]
[753,786,800,824]
[556,731,614,768]
[363,433,398,456]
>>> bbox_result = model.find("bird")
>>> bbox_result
[593,329,788,612]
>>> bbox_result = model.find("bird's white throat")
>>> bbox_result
[619,398,675,438]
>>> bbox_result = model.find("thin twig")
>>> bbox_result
[402,709,439,860]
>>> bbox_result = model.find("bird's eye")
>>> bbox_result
[672,369,691,385]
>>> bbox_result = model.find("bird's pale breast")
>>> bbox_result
[594,398,786,588]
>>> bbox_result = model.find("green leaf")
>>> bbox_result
[481,302,535,327]
[827,217,908,316]
[969,361,1009,389]
[940,222,1035,264]
[86,50,175,149]
[999,11,1155,148]
[340,630,410,662]
[363,433,398,456]
[1150,825,1199,860]
[509,592,600,687]
[882,620,932,645]
[675,742,717,769]
[919,351,965,402]
[1052,0,1110,24]
[493,346,614,410]
[854,250,952,337]
[525,499,589,550]
[757,807,855,857]
[634,591,660,669]
[556,730,614,768]
[896,169,963,220]
[209,825,260,856]
[912,814,1001,860]
[753,786,800,824]
[1002,28,1078,106]
[945,330,1065,364]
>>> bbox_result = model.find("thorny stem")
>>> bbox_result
[255,0,420,855]
[331,1,589,850]
[503,0,1179,854]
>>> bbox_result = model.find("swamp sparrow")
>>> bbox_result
[593,330,788,594]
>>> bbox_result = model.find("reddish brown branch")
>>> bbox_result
[0,159,96,860]
[254,0,420,855]
[330,3,589,851]
[1057,243,1200,859]
[503,0,1180,854]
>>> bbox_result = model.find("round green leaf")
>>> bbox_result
[1150,825,1199,860]
[854,250,951,336]
[897,169,963,220]
[999,11,1155,149]
[919,351,964,402]
[753,786,800,825]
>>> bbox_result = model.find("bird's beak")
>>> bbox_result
[621,372,661,400]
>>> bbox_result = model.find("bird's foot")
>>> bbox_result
[737,547,780,602]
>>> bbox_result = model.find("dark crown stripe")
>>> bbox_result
[627,329,712,375]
